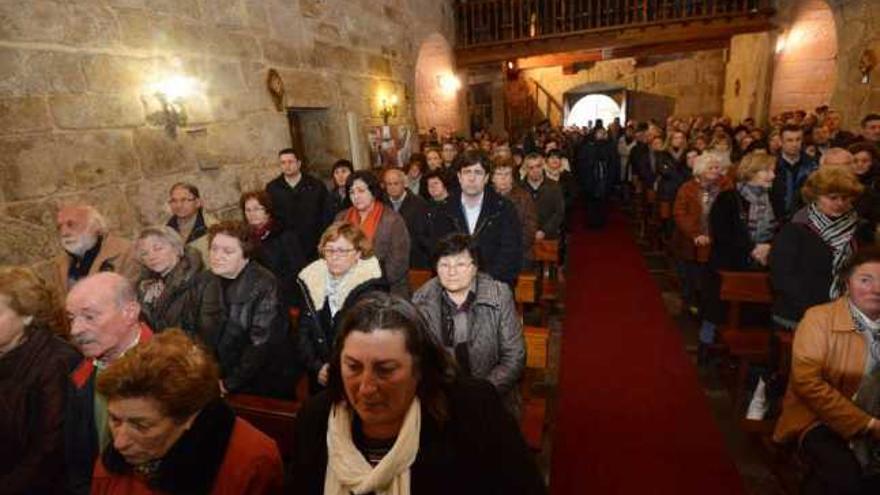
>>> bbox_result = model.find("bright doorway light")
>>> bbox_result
[566,94,621,128]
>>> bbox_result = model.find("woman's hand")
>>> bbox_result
[869,418,880,440]
[318,363,330,386]
[751,243,771,266]
[694,235,711,247]
[219,380,228,397]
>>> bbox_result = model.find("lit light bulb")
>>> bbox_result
[152,75,198,100]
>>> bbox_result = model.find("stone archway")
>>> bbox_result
[414,33,461,136]
[769,0,838,115]
[566,94,622,127]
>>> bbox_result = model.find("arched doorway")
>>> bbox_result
[770,0,837,115]
[414,33,461,137]
[565,94,622,128]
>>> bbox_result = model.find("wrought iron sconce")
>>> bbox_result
[380,94,399,125]
[145,75,198,138]
[859,49,876,84]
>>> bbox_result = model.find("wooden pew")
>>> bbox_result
[226,376,309,459]
[408,268,433,292]
[533,240,560,322]
[717,270,774,430]
[521,325,550,451]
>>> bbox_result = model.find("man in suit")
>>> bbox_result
[383,167,432,268]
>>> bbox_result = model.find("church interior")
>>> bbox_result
[3,0,880,493]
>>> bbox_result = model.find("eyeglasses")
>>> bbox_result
[323,247,356,257]
[437,261,473,272]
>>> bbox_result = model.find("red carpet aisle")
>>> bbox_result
[549,209,745,494]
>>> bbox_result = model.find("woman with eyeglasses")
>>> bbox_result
[297,222,388,392]
[411,233,525,418]
[335,170,411,297]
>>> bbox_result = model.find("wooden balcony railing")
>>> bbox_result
[456,0,772,49]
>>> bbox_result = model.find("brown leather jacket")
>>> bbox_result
[670,177,732,262]
[773,297,873,444]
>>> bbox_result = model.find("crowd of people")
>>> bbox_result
[3,104,880,493]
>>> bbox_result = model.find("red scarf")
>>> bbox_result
[345,202,384,241]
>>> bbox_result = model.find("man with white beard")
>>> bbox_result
[51,204,138,295]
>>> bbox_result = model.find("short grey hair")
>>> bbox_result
[136,225,185,258]
[820,147,854,168]
[60,204,109,235]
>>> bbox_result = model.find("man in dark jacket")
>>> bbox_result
[65,272,154,494]
[575,127,620,228]
[522,153,565,239]
[265,148,330,261]
[771,125,818,222]
[629,122,654,190]
[429,150,523,286]
[383,168,432,268]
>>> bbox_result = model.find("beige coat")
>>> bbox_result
[50,233,139,296]
[774,297,872,444]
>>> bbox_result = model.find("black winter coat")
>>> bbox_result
[575,138,619,200]
[769,209,835,322]
[856,172,880,244]
[266,173,331,261]
[296,269,388,374]
[211,262,296,398]
[656,151,691,202]
[429,188,523,286]
[389,191,433,269]
[135,248,223,336]
[253,226,307,308]
[709,189,780,271]
[0,327,81,495]
[287,379,547,495]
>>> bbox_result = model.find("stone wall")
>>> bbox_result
[827,0,880,129]
[521,50,727,120]
[0,0,455,268]
[769,0,838,116]
[724,32,775,125]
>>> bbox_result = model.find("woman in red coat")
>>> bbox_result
[90,330,283,495]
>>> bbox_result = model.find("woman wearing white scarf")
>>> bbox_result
[287,293,547,495]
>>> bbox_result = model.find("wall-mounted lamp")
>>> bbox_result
[145,75,198,138]
[380,94,399,125]
[775,33,787,55]
[859,49,876,84]
[437,73,461,96]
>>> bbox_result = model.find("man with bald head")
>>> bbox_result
[64,272,152,494]
[819,147,855,169]
[53,204,137,295]
[383,167,432,268]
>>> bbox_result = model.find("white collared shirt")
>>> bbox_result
[461,192,484,234]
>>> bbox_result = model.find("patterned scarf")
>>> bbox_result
[737,183,777,243]
[807,203,858,298]
[848,300,880,473]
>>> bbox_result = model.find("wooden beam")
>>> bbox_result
[456,15,775,66]
[517,50,603,70]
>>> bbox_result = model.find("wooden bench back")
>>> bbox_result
[718,271,772,304]
[408,269,433,292]
[533,239,559,264]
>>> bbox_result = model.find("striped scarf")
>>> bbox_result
[807,203,858,298]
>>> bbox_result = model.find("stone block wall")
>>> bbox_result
[521,50,727,120]
[724,32,774,125]
[0,0,454,268]
[828,0,880,129]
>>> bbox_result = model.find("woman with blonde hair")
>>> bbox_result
[91,329,283,494]
[770,165,865,330]
[0,266,81,494]
[297,222,388,392]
